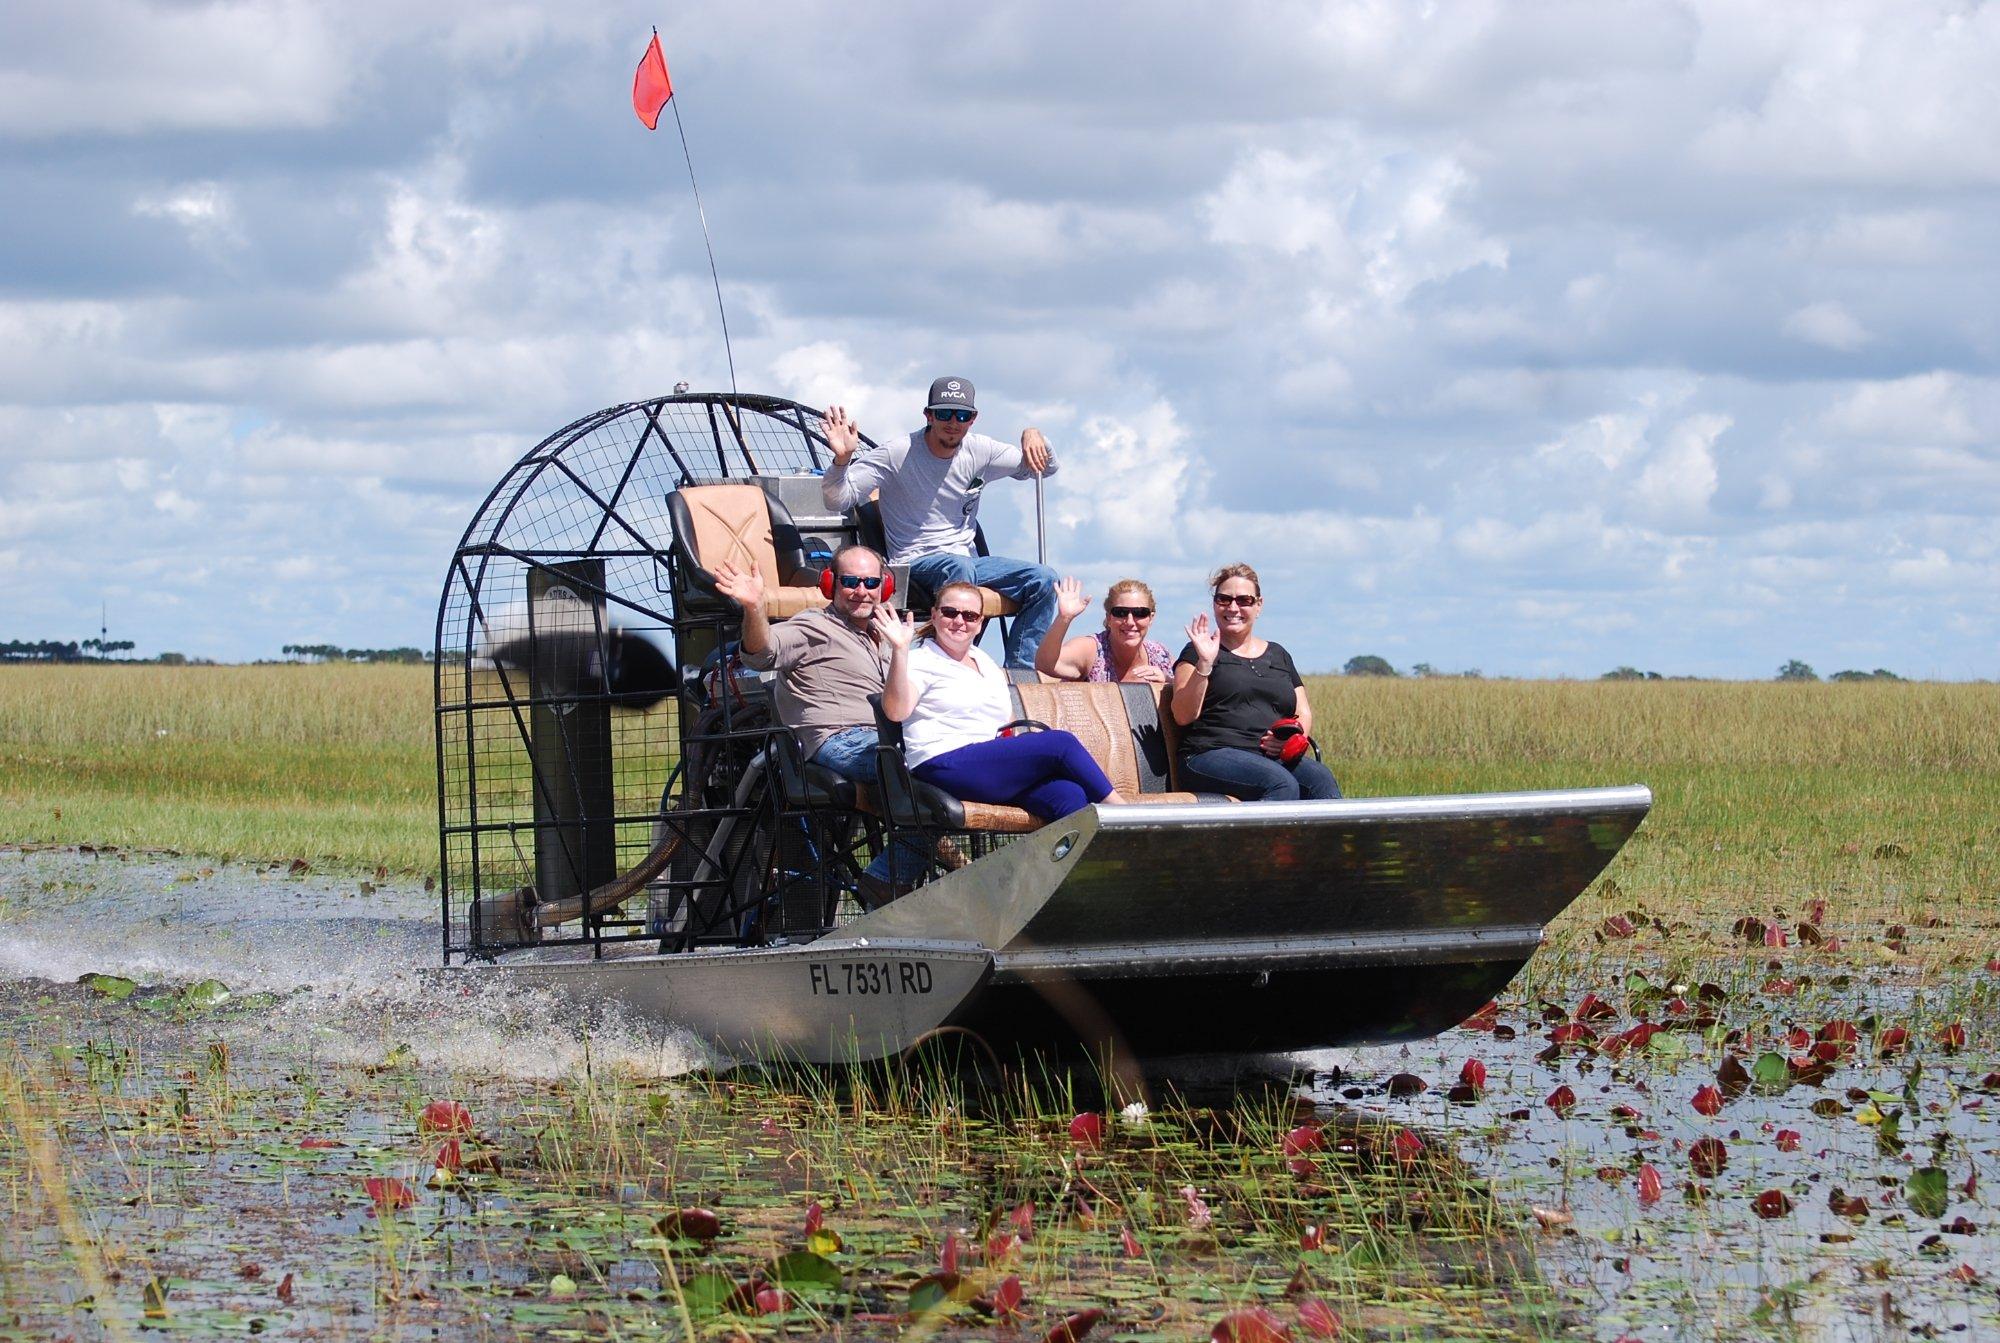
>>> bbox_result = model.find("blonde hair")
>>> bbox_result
[1210,563,1261,597]
[918,581,985,644]
[1104,578,1156,610]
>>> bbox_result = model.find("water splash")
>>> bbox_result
[0,846,710,1079]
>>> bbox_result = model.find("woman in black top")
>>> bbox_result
[1170,563,1341,801]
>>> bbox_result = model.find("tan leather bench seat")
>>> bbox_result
[883,680,1203,833]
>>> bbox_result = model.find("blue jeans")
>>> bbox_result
[912,731,1115,821]
[907,552,1056,669]
[1180,747,1341,802]
[810,727,924,883]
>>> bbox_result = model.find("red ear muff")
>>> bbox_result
[819,569,895,600]
[1270,716,1311,764]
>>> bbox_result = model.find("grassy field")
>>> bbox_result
[4,665,1994,946]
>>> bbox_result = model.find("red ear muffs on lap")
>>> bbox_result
[819,568,895,600]
[1270,716,1310,764]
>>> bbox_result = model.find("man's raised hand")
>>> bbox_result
[1020,427,1051,475]
[823,405,861,466]
[712,558,765,611]
[871,605,916,651]
[1054,575,1091,622]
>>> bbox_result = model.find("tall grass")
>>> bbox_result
[1,665,432,869]
[3,667,1994,929]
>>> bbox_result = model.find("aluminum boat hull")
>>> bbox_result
[464,786,1649,1065]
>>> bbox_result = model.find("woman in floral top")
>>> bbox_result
[1034,577,1175,684]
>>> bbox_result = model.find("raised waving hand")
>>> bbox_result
[712,557,765,611]
[823,405,862,466]
[1184,612,1222,669]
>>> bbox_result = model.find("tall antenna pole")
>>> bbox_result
[669,99,738,399]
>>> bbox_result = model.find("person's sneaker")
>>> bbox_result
[853,873,901,912]
[933,837,970,871]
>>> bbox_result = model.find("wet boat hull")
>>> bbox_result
[822,786,1652,1058]
[454,939,994,1063]
[467,786,1649,1066]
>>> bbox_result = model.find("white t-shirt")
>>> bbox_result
[901,640,1012,768]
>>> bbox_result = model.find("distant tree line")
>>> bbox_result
[281,644,429,664]
[3,638,136,663]
[1341,655,1483,678]
[1336,654,1913,682]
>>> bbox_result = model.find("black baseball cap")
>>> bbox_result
[926,376,976,413]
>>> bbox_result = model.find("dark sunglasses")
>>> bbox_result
[1213,593,1260,607]
[1106,606,1153,620]
[836,574,883,590]
[934,604,982,623]
[929,408,976,423]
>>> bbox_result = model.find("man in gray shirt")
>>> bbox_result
[713,543,919,901]
[818,376,1058,668]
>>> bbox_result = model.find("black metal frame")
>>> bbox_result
[434,391,1025,966]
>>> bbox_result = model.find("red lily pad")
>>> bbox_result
[1068,1112,1105,1150]
[1753,1190,1794,1219]
[1575,993,1618,1022]
[1459,1001,1500,1031]
[1283,1124,1325,1157]
[418,1100,473,1135]
[977,1274,1025,1319]
[363,1176,415,1213]
[654,1207,722,1242]
[1211,1305,1292,1343]
[1689,1137,1728,1178]
[1046,1307,1105,1343]
[1691,1085,1723,1117]
[1296,1297,1342,1338]
[1636,1164,1663,1205]
[1545,1085,1577,1117]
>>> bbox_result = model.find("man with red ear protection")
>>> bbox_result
[714,543,922,902]
[819,565,893,602]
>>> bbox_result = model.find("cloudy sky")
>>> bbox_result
[4,0,1996,677]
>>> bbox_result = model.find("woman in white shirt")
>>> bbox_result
[881,582,1124,819]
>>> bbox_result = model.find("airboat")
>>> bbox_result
[434,393,1650,1067]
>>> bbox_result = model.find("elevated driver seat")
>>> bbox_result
[666,483,830,619]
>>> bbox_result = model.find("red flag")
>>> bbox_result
[632,32,673,130]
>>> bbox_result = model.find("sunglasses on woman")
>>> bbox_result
[1106,606,1153,620]
[935,605,982,623]
[929,409,976,423]
[1213,593,1259,607]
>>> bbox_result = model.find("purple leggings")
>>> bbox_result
[912,730,1115,820]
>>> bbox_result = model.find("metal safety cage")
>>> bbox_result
[433,392,878,965]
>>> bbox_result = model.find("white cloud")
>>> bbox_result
[1821,373,1982,446]
[1782,300,1869,351]
[1631,413,1728,524]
